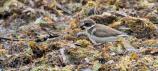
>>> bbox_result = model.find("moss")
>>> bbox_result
[121,17,158,39]
[68,47,101,63]
[75,39,91,47]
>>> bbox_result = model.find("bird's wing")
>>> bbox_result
[92,24,125,37]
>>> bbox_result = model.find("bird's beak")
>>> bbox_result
[80,25,85,30]
[80,23,85,30]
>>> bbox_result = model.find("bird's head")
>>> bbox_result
[79,19,95,30]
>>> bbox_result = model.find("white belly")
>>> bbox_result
[88,35,118,43]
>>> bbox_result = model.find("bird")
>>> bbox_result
[77,19,137,51]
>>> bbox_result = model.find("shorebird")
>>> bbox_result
[77,19,136,51]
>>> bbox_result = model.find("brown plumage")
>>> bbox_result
[91,24,126,37]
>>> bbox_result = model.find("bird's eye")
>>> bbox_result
[84,23,92,27]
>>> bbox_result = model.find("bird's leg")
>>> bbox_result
[88,36,102,46]
[89,38,97,45]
